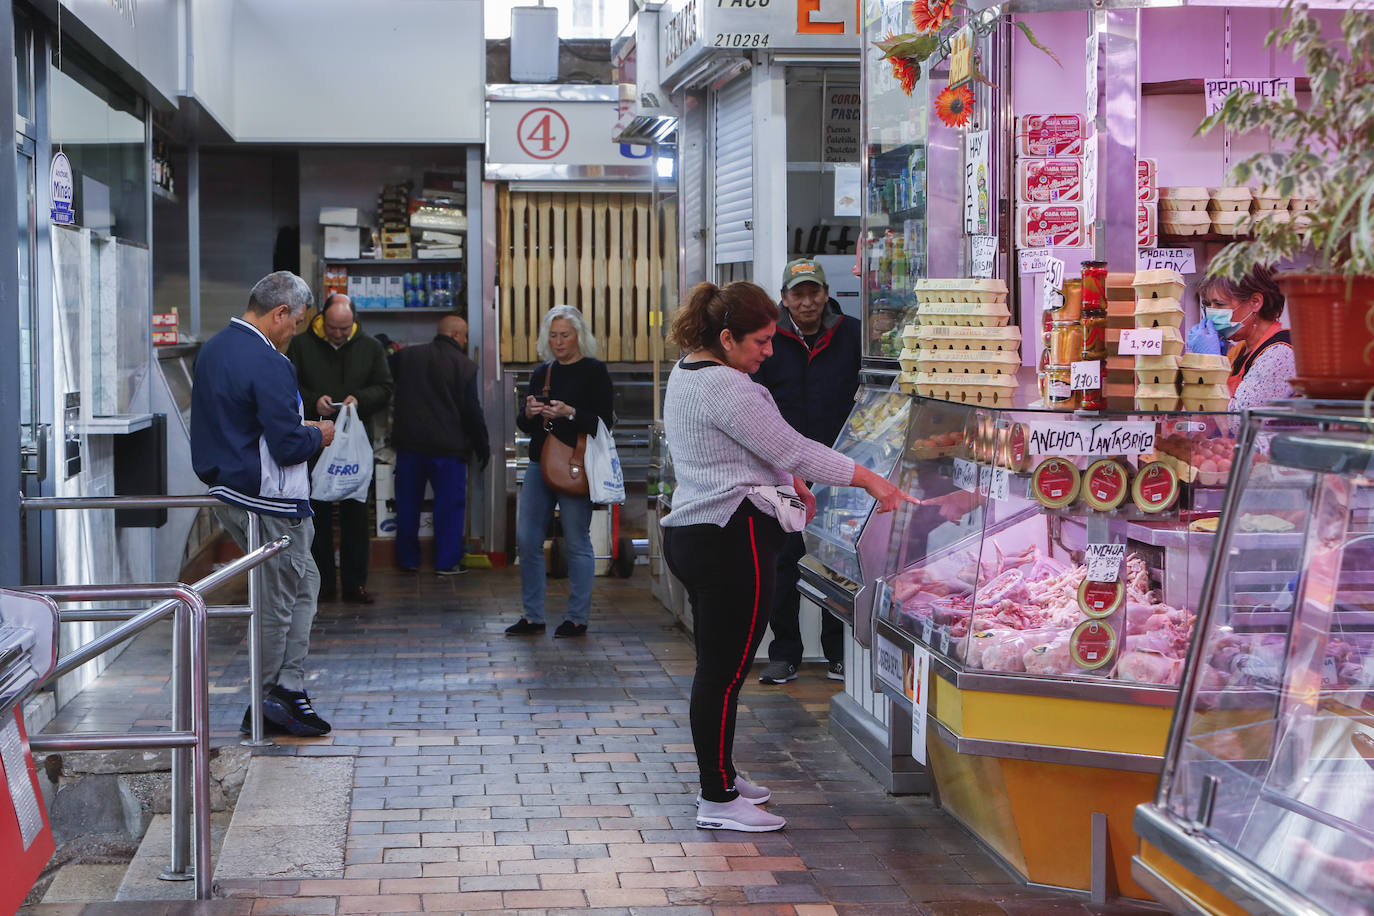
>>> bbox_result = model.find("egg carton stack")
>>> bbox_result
[1208,187,1254,236]
[1132,269,1187,411]
[1158,187,1210,236]
[1178,353,1231,411]
[897,279,1019,405]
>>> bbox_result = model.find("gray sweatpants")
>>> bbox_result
[214,506,320,692]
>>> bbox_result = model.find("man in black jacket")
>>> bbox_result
[288,294,393,604]
[390,316,490,575]
[752,258,862,684]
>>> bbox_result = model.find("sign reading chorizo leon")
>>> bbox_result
[1026,419,1155,457]
[517,108,570,160]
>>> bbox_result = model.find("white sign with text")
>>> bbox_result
[1041,257,1066,312]
[1119,328,1164,356]
[1138,247,1197,274]
[1071,359,1102,391]
[1026,419,1157,457]
[953,457,979,493]
[875,634,906,694]
[1086,543,1127,582]
[1019,249,1055,275]
[1204,77,1295,117]
[964,130,991,236]
[910,645,931,766]
[971,235,997,279]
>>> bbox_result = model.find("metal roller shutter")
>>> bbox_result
[713,74,753,265]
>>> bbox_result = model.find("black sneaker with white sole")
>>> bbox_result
[239,705,290,737]
[263,685,331,737]
[757,660,798,684]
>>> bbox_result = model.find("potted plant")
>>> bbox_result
[1197,1,1374,397]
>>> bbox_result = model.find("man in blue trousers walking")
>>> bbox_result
[390,316,490,574]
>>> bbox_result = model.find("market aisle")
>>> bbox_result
[24,565,1163,915]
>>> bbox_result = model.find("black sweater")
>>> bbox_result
[517,358,616,459]
[391,336,490,464]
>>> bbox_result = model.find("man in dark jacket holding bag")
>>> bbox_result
[751,258,862,685]
[288,293,394,604]
[390,315,491,575]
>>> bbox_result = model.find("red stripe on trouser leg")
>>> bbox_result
[718,515,762,792]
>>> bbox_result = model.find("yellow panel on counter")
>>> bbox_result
[1000,758,1158,899]
[932,675,1172,756]
[1137,842,1250,916]
[926,737,1027,875]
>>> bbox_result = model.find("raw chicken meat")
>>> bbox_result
[1023,632,1075,675]
[1117,649,1182,685]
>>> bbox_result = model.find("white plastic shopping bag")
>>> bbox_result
[309,403,374,502]
[585,418,625,505]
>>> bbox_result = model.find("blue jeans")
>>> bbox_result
[517,462,594,625]
[394,452,468,572]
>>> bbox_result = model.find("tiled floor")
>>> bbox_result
[22,564,1163,915]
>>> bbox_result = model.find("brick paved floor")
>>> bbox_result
[23,565,1163,915]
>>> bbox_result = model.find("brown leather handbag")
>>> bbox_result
[538,363,589,496]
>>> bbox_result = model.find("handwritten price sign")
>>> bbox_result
[1041,257,1066,312]
[953,458,979,493]
[1085,543,1126,583]
[1118,328,1164,356]
[1071,359,1102,391]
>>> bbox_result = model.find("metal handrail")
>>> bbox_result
[13,532,282,900]
[19,494,271,744]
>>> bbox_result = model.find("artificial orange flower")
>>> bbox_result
[889,56,919,96]
[911,0,956,33]
[935,85,976,128]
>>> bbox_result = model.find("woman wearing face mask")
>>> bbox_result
[1199,265,1294,415]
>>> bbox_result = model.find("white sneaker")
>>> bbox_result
[695,796,786,832]
[696,775,770,805]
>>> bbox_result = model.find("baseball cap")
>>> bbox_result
[781,258,827,290]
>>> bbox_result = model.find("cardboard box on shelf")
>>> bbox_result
[384,275,405,309]
[1017,158,1084,203]
[365,276,385,310]
[324,226,361,260]
[319,207,361,226]
[347,276,367,302]
[1015,114,1086,158]
[1016,204,1087,247]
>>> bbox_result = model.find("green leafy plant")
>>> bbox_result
[1197,2,1374,281]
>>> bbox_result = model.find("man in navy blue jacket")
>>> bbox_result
[192,271,336,737]
[752,258,862,685]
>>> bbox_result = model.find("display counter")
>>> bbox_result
[799,386,912,643]
[868,397,1240,899]
[1135,406,1374,916]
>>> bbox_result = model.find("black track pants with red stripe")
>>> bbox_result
[663,501,784,803]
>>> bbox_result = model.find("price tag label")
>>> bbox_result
[1085,543,1126,582]
[971,235,997,279]
[921,618,934,645]
[910,645,931,766]
[875,634,906,693]
[1119,328,1164,356]
[1085,32,1099,119]
[1071,359,1102,391]
[953,457,979,493]
[988,467,1010,502]
[1083,141,1099,227]
[978,464,993,495]
[938,629,951,656]
[1041,257,1065,311]
[1137,247,1196,274]
[1321,656,1338,688]
[1026,419,1156,457]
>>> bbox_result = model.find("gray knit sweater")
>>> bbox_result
[662,360,856,528]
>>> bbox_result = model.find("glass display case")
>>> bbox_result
[860,396,1250,899]
[876,398,1236,689]
[860,0,929,361]
[798,387,912,644]
[1136,406,1374,916]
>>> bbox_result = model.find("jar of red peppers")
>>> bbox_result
[1079,297,1108,410]
[1081,260,1108,303]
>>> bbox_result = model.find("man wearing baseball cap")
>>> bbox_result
[751,257,862,684]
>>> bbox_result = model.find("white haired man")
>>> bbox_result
[192,270,336,737]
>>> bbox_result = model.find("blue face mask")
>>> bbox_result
[1205,307,1243,339]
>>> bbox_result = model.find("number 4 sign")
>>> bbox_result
[517,108,570,160]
